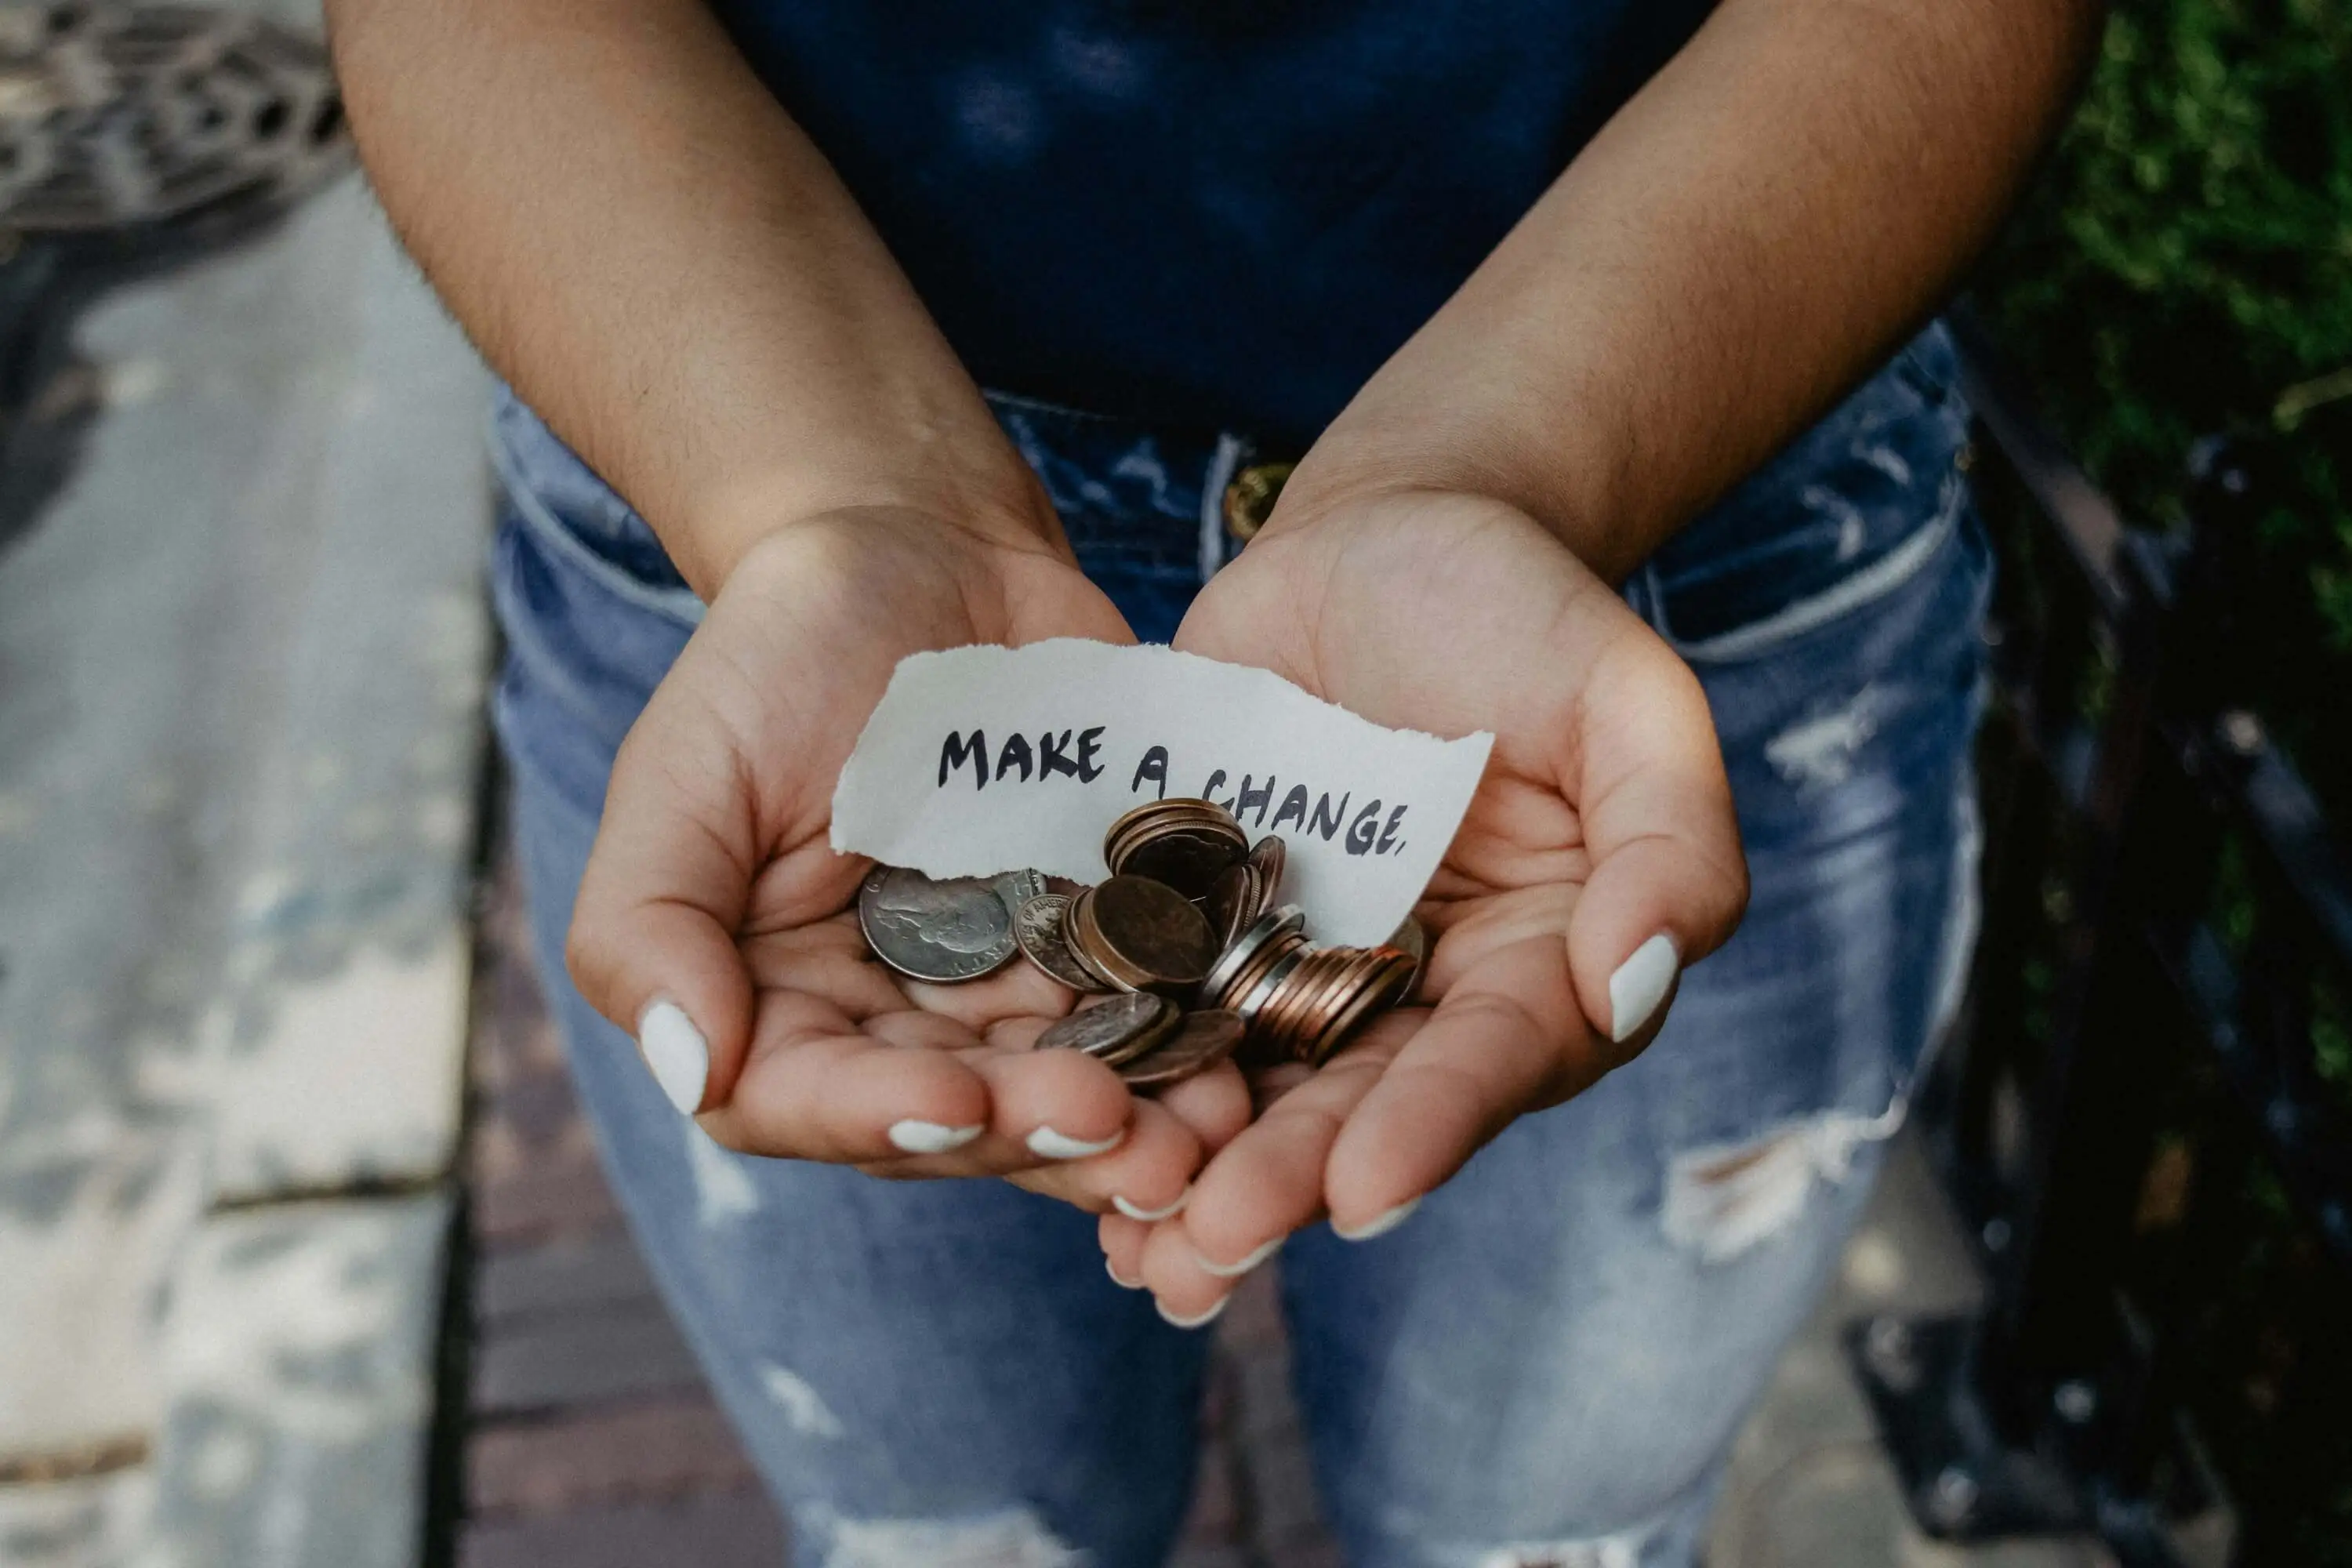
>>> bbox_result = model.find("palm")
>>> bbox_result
[575,511,1248,1200]
[1106,492,1745,1301]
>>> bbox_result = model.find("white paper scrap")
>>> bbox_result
[829,640,1494,947]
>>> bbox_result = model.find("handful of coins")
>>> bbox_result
[856,797,1426,1092]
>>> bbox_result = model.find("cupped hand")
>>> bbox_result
[565,506,1250,1209]
[1112,489,1749,1319]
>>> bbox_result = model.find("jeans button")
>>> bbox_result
[1221,462,1294,541]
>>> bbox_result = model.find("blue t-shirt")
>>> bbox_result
[713,0,1715,448]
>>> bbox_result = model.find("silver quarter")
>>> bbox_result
[1012,894,1112,993]
[994,868,1048,915]
[1035,992,1174,1065]
[858,865,1017,982]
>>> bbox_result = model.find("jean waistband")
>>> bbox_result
[487,385,1267,614]
[491,319,1972,659]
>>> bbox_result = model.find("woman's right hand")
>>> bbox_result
[564,506,1250,1216]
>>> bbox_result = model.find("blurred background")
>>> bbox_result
[0,1,2343,1566]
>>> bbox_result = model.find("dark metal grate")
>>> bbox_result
[0,2,347,235]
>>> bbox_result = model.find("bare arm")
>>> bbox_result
[328,0,1047,594]
[332,0,1216,1205]
[1278,0,2106,579]
[1124,0,2105,1312]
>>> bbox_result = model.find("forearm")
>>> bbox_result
[1279,0,2103,581]
[328,0,1044,594]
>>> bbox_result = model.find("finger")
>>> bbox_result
[1098,1212,1151,1290]
[1178,1012,1411,1261]
[971,1040,1136,1162]
[1138,1216,1240,1329]
[1566,632,1748,1044]
[739,915,910,1020]
[567,691,768,1117]
[903,957,1076,1031]
[1323,938,1598,1227]
[1150,1060,1254,1156]
[706,1020,996,1163]
[1007,1098,1202,1217]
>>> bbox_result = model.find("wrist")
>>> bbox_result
[1269,401,1651,586]
[670,445,1063,598]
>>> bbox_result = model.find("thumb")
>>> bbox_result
[1564,636,1748,1047]
[565,691,761,1117]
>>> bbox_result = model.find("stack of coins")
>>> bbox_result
[855,797,1425,1091]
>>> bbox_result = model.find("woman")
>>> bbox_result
[334,0,2096,1561]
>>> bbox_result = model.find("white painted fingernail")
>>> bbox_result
[637,1000,709,1116]
[1157,1295,1229,1330]
[1334,1196,1422,1242]
[1196,1235,1283,1278]
[888,1120,983,1154]
[1027,1125,1125,1160]
[1106,1258,1144,1290]
[1608,933,1681,1042]
[1112,1188,1191,1222]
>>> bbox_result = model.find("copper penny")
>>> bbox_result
[1245,833,1287,902]
[1203,904,1305,1007]
[1206,861,1265,952]
[1386,914,1428,1000]
[1083,874,1216,993]
[1120,1009,1245,1090]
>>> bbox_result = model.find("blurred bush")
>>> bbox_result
[1976,0,2352,801]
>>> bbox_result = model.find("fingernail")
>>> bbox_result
[1157,1295,1229,1330]
[1106,1258,1144,1290]
[1112,1187,1191,1222]
[1608,933,1681,1043]
[1334,1196,1422,1241]
[1027,1125,1125,1160]
[637,1000,709,1116]
[1195,1235,1283,1278]
[888,1120,983,1154]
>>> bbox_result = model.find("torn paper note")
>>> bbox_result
[830,640,1494,947]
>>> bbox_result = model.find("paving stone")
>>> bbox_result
[469,1154,623,1247]
[1216,1266,1286,1352]
[0,1467,156,1567]
[1175,1434,1241,1547]
[0,1132,203,1463]
[138,1193,451,1568]
[468,1399,757,1519]
[457,1490,786,1568]
[1708,1133,2108,1568]
[1238,1412,1332,1550]
[472,1305,706,1417]
[1167,1548,1251,1568]
[203,176,492,1203]
[474,1230,658,1327]
[1229,1341,1307,1446]
[0,34,489,1504]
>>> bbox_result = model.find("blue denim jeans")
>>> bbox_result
[488,324,1990,1568]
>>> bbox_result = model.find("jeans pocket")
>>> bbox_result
[1646,322,1972,662]
[489,387,704,623]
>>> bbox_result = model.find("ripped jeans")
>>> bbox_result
[488,322,1991,1568]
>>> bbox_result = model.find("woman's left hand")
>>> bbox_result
[1102,488,1750,1321]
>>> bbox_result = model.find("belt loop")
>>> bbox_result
[1200,432,1250,583]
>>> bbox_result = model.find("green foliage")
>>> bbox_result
[1976,0,2352,801]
